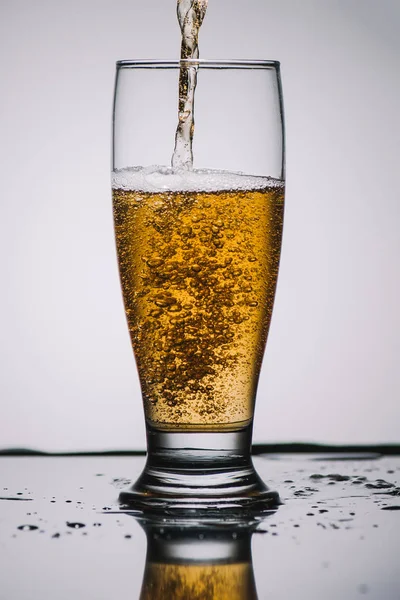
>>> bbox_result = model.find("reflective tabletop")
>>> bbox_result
[0,452,399,599]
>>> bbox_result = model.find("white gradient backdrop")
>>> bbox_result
[0,0,399,451]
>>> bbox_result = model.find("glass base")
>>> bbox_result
[119,426,281,516]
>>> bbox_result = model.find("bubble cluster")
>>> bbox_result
[113,169,284,429]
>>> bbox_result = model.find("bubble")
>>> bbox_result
[147,258,164,268]
[190,265,202,273]
[168,304,182,313]
[17,525,38,532]
[155,300,169,308]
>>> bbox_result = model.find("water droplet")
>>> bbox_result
[17,525,38,531]
[365,479,394,490]
[66,522,86,529]
[328,474,351,482]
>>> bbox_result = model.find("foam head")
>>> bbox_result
[112,166,282,193]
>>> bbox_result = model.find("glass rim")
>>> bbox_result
[116,59,280,70]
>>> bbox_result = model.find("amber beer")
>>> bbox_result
[113,168,284,432]
[140,561,257,600]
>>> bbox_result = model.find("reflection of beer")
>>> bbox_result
[140,562,257,600]
[113,167,284,431]
[138,522,258,600]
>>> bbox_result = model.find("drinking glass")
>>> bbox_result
[112,59,285,514]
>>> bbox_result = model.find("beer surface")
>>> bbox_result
[113,167,284,431]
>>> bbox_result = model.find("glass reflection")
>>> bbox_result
[136,517,270,600]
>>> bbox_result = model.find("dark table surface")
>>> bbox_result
[1,452,399,599]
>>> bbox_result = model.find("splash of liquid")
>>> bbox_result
[171,0,208,169]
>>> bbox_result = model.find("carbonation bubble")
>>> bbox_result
[113,167,284,428]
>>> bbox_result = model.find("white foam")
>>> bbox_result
[112,166,283,193]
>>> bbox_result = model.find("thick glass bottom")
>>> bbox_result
[119,426,281,517]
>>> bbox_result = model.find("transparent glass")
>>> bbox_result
[112,59,285,514]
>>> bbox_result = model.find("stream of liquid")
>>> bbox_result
[171,0,208,169]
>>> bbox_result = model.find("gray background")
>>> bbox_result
[0,0,399,451]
